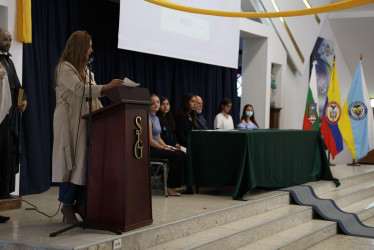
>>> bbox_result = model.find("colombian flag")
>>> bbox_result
[340,60,374,160]
[303,60,320,130]
[320,59,343,159]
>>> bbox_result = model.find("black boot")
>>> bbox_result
[61,205,80,224]
[74,203,86,220]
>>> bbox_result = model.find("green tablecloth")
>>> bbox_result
[186,129,340,199]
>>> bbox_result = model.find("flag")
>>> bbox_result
[340,60,374,160]
[303,60,320,130]
[17,0,32,43]
[320,59,344,159]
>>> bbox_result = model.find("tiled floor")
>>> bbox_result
[0,164,374,249]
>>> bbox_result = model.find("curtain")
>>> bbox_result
[21,0,239,195]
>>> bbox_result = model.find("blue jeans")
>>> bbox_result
[58,182,86,205]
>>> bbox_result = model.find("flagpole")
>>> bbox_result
[347,158,360,166]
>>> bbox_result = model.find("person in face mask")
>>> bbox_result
[237,104,258,129]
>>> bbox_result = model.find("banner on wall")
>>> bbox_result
[310,37,335,118]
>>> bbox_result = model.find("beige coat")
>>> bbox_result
[52,61,103,185]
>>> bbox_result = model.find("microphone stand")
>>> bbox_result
[50,60,121,237]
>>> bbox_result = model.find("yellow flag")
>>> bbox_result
[17,0,32,43]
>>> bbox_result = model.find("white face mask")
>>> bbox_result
[246,111,253,118]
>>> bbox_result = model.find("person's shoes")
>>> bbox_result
[73,203,86,220]
[175,187,186,192]
[167,188,181,196]
[181,187,194,195]
[0,215,10,223]
[61,205,80,224]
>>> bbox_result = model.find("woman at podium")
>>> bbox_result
[51,31,124,224]
[149,94,185,196]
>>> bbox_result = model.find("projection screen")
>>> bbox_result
[118,0,240,69]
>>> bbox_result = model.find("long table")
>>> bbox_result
[186,129,340,200]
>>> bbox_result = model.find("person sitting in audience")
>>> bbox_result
[149,94,185,196]
[237,104,259,130]
[214,98,234,130]
[175,93,200,147]
[195,95,209,130]
[156,96,181,149]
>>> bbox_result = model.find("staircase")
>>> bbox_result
[119,168,374,250]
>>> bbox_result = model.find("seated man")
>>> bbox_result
[196,95,208,130]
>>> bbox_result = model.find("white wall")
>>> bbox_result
[240,19,287,129]
[259,0,328,75]
[0,0,23,195]
[281,58,310,129]
[0,0,23,78]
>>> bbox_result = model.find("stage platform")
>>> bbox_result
[0,164,374,249]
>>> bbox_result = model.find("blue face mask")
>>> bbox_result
[246,111,253,118]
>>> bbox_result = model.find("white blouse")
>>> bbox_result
[214,113,234,130]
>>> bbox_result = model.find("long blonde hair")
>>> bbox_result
[53,31,91,89]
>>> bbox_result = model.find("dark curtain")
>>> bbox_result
[21,0,239,195]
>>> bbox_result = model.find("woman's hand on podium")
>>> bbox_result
[101,79,124,93]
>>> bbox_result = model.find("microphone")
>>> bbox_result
[87,56,94,69]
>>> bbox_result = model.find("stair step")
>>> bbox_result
[363,216,374,227]
[341,196,374,221]
[309,170,374,196]
[122,192,291,249]
[307,234,374,249]
[318,180,374,207]
[238,220,337,250]
[145,205,312,250]
[122,168,374,250]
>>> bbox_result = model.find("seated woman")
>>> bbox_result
[175,93,200,148]
[156,96,181,150]
[149,94,185,196]
[237,104,259,129]
[214,98,234,130]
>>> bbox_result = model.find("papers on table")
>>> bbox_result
[166,145,187,153]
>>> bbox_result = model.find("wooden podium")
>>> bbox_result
[86,86,153,231]
[358,150,374,164]
[270,107,282,129]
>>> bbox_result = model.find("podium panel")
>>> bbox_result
[86,88,152,231]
